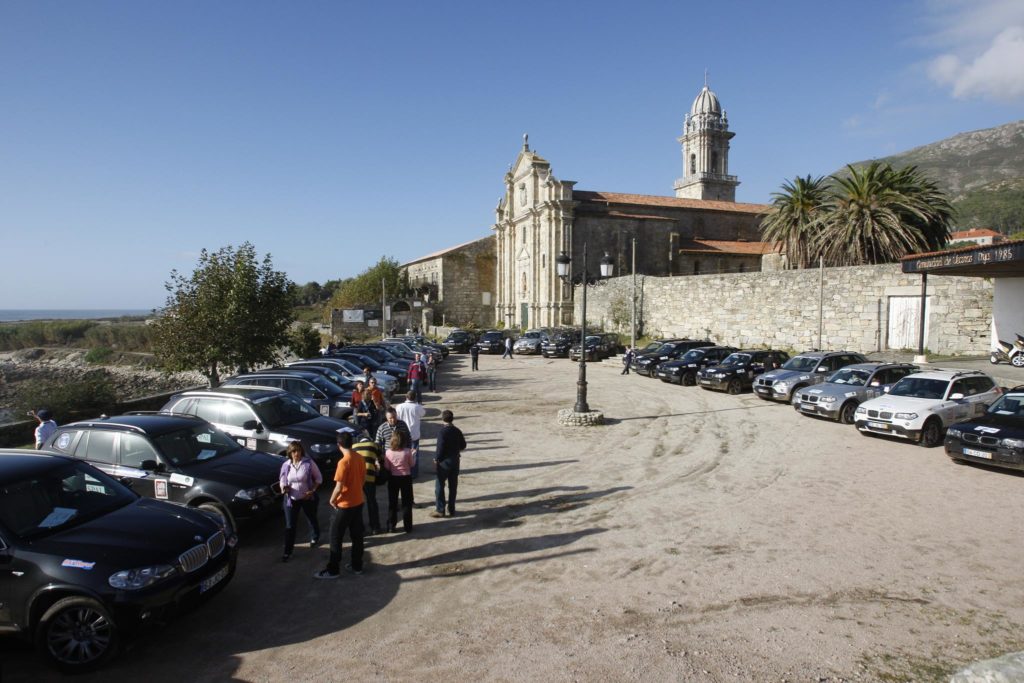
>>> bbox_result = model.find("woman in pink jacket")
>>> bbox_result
[383,432,414,533]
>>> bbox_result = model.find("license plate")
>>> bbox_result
[800,404,816,412]
[200,564,229,593]
[699,379,711,385]
[963,447,993,459]
[755,387,769,394]
[320,405,330,416]
[868,421,889,430]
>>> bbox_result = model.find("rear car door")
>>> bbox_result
[117,432,160,499]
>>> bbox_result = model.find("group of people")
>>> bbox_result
[278,350,468,578]
[351,353,436,435]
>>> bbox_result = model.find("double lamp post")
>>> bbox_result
[555,243,614,414]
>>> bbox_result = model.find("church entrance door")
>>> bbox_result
[520,303,528,330]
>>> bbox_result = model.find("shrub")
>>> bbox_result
[84,346,114,364]
[19,373,119,424]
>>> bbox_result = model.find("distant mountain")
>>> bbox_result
[845,119,1024,232]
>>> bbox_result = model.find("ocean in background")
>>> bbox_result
[0,309,152,322]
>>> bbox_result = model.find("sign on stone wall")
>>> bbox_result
[342,309,364,323]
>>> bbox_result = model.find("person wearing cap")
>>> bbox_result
[33,409,57,449]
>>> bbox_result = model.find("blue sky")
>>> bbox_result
[2,0,1023,309]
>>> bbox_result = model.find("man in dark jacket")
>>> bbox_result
[430,410,467,518]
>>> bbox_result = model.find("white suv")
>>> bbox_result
[854,369,1002,447]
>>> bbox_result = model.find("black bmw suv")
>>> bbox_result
[44,414,283,531]
[697,349,791,394]
[657,345,738,385]
[633,339,714,377]
[0,451,237,672]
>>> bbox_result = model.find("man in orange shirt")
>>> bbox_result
[314,430,367,578]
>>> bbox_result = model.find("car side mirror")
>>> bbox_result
[949,392,966,401]
[869,381,880,387]
[242,420,260,431]
[882,385,891,393]
[140,459,161,472]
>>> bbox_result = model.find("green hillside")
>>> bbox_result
[846,120,1024,232]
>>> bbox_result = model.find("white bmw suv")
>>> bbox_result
[854,369,1002,447]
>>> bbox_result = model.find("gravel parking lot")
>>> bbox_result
[4,353,1023,682]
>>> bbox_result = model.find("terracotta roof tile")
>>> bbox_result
[574,190,770,215]
[678,239,780,255]
[951,228,1002,240]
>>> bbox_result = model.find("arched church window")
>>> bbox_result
[519,183,527,206]
[690,154,696,175]
[542,253,546,268]
[711,151,719,174]
[738,262,746,273]
[693,260,701,275]
[520,272,527,297]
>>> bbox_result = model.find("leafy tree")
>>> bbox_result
[152,243,295,386]
[328,256,407,309]
[288,322,323,359]
[815,163,953,265]
[759,175,828,269]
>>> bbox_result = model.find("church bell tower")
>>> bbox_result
[673,79,739,201]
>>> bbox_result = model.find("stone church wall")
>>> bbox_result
[579,264,993,356]
[440,237,495,328]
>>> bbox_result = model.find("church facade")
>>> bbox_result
[492,83,772,330]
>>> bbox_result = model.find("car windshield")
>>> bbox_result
[987,393,1024,417]
[828,368,871,386]
[889,377,949,400]
[448,333,469,341]
[0,460,136,540]
[681,349,706,362]
[153,425,243,466]
[308,375,345,395]
[782,356,819,371]
[481,333,502,341]
[331,358,361,374]
[253,394,321,426]
[719,353,751,366]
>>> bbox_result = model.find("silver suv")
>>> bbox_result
[855,369,1002,447]
[513,330,548,354]
[793,362,918,423]
[753,351,867,402]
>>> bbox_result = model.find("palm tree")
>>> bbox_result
[815,162,953,266]
[759,175,829,269]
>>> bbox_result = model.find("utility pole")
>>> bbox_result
[381,278,386,340]
[631,236,637,350]
[817,256,824,351]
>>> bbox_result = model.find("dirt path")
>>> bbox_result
[5,353,1024,681]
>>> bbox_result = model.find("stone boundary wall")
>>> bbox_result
[578,264,993,355]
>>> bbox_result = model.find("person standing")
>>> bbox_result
[426,353,437,391]
[383,432,414,533]
[32,409,57,449]
[395,391,426,478]
[314,430,366,579]
[353,433,383,536]
[621,346,635,375]
[375,407,411,453]
[279,442,322,562]
[470,342,480,371]
[502,336,513,359]
[431,410,467,518]
[407,353,425,403]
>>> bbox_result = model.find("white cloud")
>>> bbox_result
[923,0,1024,100]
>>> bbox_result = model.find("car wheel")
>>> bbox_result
[198,502,236,536]
[37,596,119,673]
[919,419,943,448]
[727,378,742,395]
[682,372,696,387]
[838,401,858,424]
[1013,354,1024,368]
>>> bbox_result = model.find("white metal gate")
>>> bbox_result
[887,296,930,350]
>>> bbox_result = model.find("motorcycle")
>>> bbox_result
[991,333,1024,367]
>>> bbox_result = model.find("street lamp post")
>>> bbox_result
[556,243,614,414]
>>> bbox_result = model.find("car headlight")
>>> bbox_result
[946,428,962,438]
[818,395,837,403]
[855,406,867,416]
[109,564,177,590]
[774,381,790,392]
[715,373,727,378]
[895,412,918,420]
[1002,438,1024,449]
[236,485,271,501]
[310,442,335,454]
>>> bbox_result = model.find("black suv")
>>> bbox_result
[697,349,791,394]
[0,451,237,672]
[161,386,354,476]
[476,330,509,354]
[633,340,714,377]
[542,330,578,358]
[444,330,475,353]
[945,386,1024,472]
[222,369,353,419]
[44,414,283,530]
[657,346,738,385]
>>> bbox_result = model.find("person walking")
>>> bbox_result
[32,409,57,449]
[395,391,426,478]
[383,432,414,533]
[407,353,425,403]
[279,442,322,562]
[621,346,635,375]
[502,336,513,359]
[470,342,480,371]
[353,433,383,536]
[427,353,437,391]
[314,430,366,579]
[431,410,467,518]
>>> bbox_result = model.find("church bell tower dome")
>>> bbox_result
[673,78,739,202]
[690,85,722,116]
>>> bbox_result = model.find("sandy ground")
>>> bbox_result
[4,352,1024,682]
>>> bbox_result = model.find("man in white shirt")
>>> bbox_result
[394,391,426,478]
[33,409,57,449]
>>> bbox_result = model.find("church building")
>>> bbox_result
[492,83,773,330]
